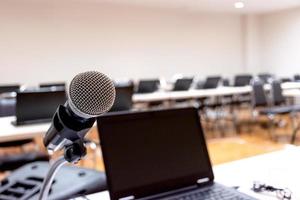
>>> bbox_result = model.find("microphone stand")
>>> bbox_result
[38,139,87,200]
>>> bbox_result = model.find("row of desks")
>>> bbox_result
[1,82,300,143]
[133,82,300,103]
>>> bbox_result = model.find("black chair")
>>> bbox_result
[229,75,254,106]
[0,98,16,117]
[294,74,300,81]
[196,76,222,115]
[172,77,194,91]
[270,80,286,106]
[222,78,230,87]
[110,82,134,112]
[258,73,273,84]
[270,80,300,143]
[197,76,221,106]
[136,79,160,94]
[234,75,253,87]
[252,80,300,141]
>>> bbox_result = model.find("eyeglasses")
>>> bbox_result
[252,182,292,200]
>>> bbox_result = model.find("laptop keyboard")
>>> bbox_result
[163,184,255,200]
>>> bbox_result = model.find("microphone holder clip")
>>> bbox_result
[64,138,87,163]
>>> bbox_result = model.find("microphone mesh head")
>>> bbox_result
[69,71,115,117]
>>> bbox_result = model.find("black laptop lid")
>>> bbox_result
[0,85,20,94]
[16,90,66,124]
[97,107,214,200]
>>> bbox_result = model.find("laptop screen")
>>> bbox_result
[98,107,214,200]
[16,90,66,124]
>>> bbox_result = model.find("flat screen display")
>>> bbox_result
[98,107,213,200]
[16,90,66,124]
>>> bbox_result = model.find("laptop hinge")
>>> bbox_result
[197,177,210,185]
[119,195,135,200]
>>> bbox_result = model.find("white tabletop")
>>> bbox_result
[133,86,252,103]
[0,116,50,142]
[214,145,300,200]
[281,81,300,90]
[77,145,300,200]
[283,89,300,97]
[133,82,300,103]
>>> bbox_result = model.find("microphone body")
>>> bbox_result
[44,103,95,152]
[43,71,115,152]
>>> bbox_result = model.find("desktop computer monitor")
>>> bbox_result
[0,85,20,94]
[14,89,66,125]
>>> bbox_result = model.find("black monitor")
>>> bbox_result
[109,83,134,112]
[202,76,221,89]
[258,73,273,84]
[97,107,213,200]
[234,75,253,87]
[14,90,67,125]
[0,84,20,94]
[136,79,160,94]
[173,78,194,91]
[39,82,66,89]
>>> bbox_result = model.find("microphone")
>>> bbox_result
[43,71,115,152]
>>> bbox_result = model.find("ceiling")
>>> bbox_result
[99,0,300,14]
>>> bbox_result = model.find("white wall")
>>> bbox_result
[243,15,261,74]
[0,0,245,85]
[260,7,300,77]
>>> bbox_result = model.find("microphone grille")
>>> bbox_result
[69,71,115,117]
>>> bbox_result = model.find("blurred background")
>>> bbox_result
[1,0,300,199]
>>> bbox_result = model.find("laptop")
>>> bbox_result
[13,89,66,125]
[97,107,256,200]
[0,84,20,94]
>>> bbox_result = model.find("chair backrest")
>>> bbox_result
[271,80,285,106]
[110,82,134,112]
[196,80,204,89]
[234,75,253,87]
[222,78,230,86]
[294,74,300,81]
[202,76,221,89]
[0,98,16,117]
[136,79,160,93]
[251,80,268,107]
[0,85,20,94]
[173,78,194,91]
[258,73,273,84]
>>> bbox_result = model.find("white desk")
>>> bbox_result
[281,82,300,90]
[133,86,251,103]
[283,89,300,98]
[213,145,300,200]
[0,117,50,142]
[77,146,300,200]
[133,82,300,103]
